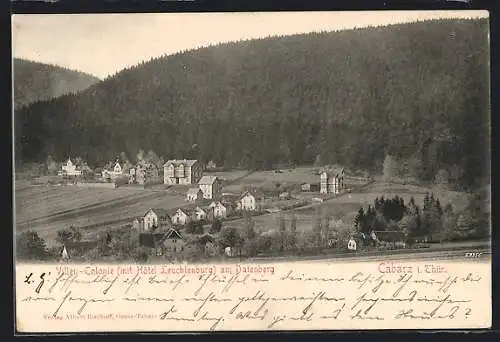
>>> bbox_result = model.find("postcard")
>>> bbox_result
[12,11,491,333]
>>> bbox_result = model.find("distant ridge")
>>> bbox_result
[13,58,101,109]
[15,18,490,190]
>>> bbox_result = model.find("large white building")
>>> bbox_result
[198,175,221,200]
[164,159,202,185]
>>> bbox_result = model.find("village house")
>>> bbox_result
[237,191,257,211]
[139,227,185,257]
[171,208,190,225]
[143,208,171,231]
[198,175,222,200]
[102,160,125,180]
[192,207,207,221]
[162,228,186,255]
[163,159,202,185]
[320,168,345,195]
[186,188,203,202]
[301,183,320,192]
[58,158,82,176]
[209,201,228,219]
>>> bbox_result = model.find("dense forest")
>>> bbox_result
[15,19,490,190]
[13,58,100,109]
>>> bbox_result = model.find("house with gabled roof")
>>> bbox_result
[171,208,190,225]
[162,227,186,254]
[237,191,257,211]
[139,227,186,257]
[58,157,83,176]
[164,159,202,185]
[192,206,207,221]
[198,175,222,200]
[209,201,228,219]
[143,208,171,231]
[186,187,203,202]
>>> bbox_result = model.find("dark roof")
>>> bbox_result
[165,228,183,240]
[145,208,171,220]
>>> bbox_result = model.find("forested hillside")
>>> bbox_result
[13,58,100,109]
[15,19,490,190]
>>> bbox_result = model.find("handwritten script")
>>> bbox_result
[16,261,491,332]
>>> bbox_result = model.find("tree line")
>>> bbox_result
[15,18,490,191]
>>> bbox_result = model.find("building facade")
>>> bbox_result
[198,175,221,200]
[171,209,189,225]
[238,191,257,211]
[143,208,171,231]
[186,188,203,202]
[163,159,202,185]
[320,169,345,195]
[59,158,82,176]
[209,201,227,218]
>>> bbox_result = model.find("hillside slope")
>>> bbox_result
[13,58,100,109]
[15,19,490,190]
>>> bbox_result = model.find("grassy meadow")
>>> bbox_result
[15,183,186,246]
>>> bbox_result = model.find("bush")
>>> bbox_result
[16,230,48,260]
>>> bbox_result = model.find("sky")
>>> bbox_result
[12,11,488,79]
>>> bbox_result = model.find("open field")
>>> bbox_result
[221,166,367,194]
[15,184,187,246]
[228,181,472,234]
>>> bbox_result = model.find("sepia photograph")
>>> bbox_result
[13,11,491,265]
[12,11,493,332]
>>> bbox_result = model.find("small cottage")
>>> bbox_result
[238,191,257,211]
[192,207,207,221]
[172,208,189,225]
[301,183,320,192]
[186,188,203,202]
[209,201,228,219]
[143,208,171,231]
[162,228,186,254]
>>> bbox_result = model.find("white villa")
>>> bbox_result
[102,161,125,179]
[59,158,82,176]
